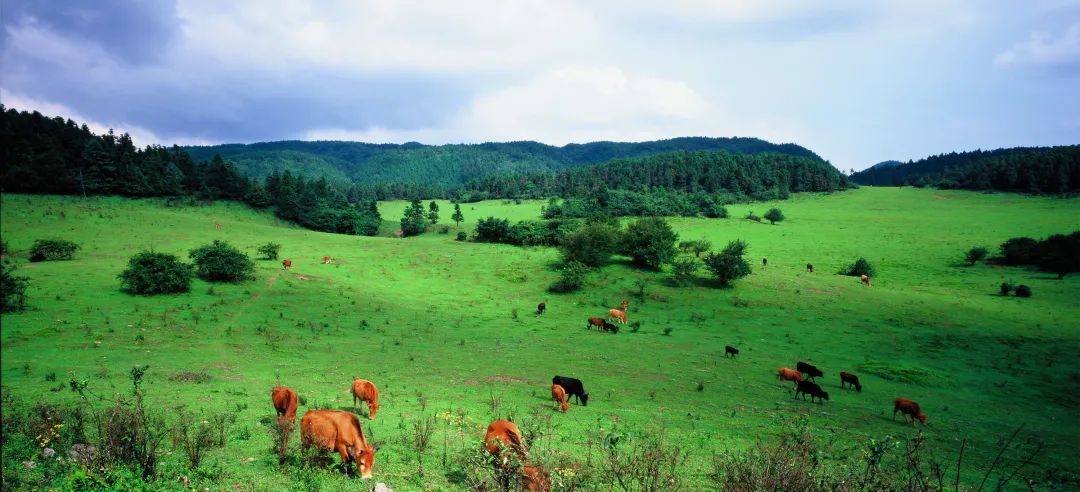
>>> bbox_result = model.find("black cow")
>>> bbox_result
[536,302,546,315]
[724,345,739,358]
[762,257,768,267]
[806,263,814,273]
[796,361,823,381]
[795,380,829,404]
[552,376,589,406]
[601,321,620,334]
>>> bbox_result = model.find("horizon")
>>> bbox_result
[2,1,1079,171]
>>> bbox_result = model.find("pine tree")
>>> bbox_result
[428,200,440,224]
[452,203,464,227]
[400,199,428,236]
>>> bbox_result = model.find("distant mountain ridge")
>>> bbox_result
[184,137,825,189]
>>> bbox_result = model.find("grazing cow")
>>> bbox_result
[778,368,803,386]
[551,384,569,413]
[483,420,549,491]
[607,309,628,325]
[521,464,552,492]
[214,223,222,230]
[350,379,380,420]
[806,263,813,273]
[796,361,824,381]
[860,274,872,286]
[762,257,768,267]
[536,302,546,315]
[725,345,739,358]
[795,380,829,403]
[552,376,589,406]
[271,386,298,421]
[282,259,293,270]
[840,372,862,392]
[893,398,927,426]
[393,229,404,239]
[586,317,606,330]
[300,410,376,479]
[323,256,333,264]
[601,321,620,334]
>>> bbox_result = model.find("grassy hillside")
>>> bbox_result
[2,188,1078,490]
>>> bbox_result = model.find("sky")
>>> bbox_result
[1,1,1078,171]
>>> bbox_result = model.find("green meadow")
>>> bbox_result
[1,187,1078,490]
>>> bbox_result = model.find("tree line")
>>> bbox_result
[850,146,1080,193]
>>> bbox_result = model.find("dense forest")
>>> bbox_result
[0,106,381,235]
[850,146,1080,193]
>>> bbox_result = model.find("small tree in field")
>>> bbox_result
[671,257,700,287]
[29,239,80,262]
[622,217,679,270]
[400,199,428,236]
[999,281,1014,296]
[257,242,281,260]
[451,203,465,228]
[428,201,440,225]
[764,208,785,225]
[840,257,875,277]
[549,261,589,293]
[965,247,988,265]
[188,240,254,283]
[560,222,619,267]
[119,251,193,295]
[1015,284,1032,297]
[1,263,29,312]
[703,240,751,287]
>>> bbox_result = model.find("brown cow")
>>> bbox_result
[484,419,549,491]
[778,368,803,386]
[586,317,606,330]
[551,384,568,413]
[860,274,871,286]
[214,222,222,230]
[608,309,628,324]
[893,398,927,426]
[521,465,551,492]
[840,372,862,392]
[271,386,298,421]
[300,410,376,479]
[322,256,333,264]
[350,379,380,419]
[282,259,293,270]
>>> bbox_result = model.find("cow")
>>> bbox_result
[725,345,739,358]
[282,259,293,270]
[521,465,552,492]
[778,368,803,386]
[601,321,620,334]
[806,263,813,273]
[393,229,404,239]
[607,309,628,325]
[271,386,298,421]
[796,361,823,381]
[762,257,768,267]
[536,302,546,315]
[483,420,549,491]
[551,384,569,413]
[840,372,862,392]
[795,380,829,403]
[586,317,606,330]
[552,376,589,406]
[300,410,376,479]
[323,256,333,264]
[860,274,871,286]
[893,398,927,426]
[350,379,380,420]
[214,223,222,230]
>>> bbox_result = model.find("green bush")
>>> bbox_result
[703,240,751,287]
[560,222,620,267]
[764,208,785,225]
[999,282,1014,296]
[549,261,589,293]
[473,217,511,243]
[1015,284,1032,298]
[28,239,80,262]
[188,240,254,283]
[745,212,762,222]
[456,231,467,241]
[621,217,679,270]
[257,242,281,260]
[400,199,428,237]
[671,257,700,287]
[999,237,1039,265]
[1,263,30,312]
[119,251,193,295]
[965,246,988,265]
[840,257,875,277]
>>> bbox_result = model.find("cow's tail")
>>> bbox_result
[507,430,526,460]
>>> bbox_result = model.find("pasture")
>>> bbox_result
[1,187,1078,490]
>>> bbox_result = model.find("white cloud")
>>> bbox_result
[994,23,1080,71]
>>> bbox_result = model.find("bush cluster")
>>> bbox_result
[840,257,875,277]
[119,252,193,295]
[996,232,1080,278]
[28,239,80,262]
[188,240,254,283]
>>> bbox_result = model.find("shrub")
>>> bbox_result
[999,282,1014,296]
[701,202,729,219]
[438,225,450,234]
[703,240,751,287]
[621,217,679,270]
[188,240,254,283]
[1,263,30,312]
[456,231,467,241]
[473,217,511,243]
[119,251,193,295]
[840,257,875,277]
[560,222,620,267]
[1015,284,1032,297]
[28,239,80,262]
[1035,232,1080,278]
[999,236,1039,265]
[764,208,785,225]
[549,261,589,293]
[745,212,762,222]
[257,242,281,260]
[671,257,700,287]
[965,246,988,265]
[400,199,428,236]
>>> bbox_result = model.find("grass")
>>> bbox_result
[1,187,1078,490]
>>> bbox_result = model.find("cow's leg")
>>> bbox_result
[335,443,354,477]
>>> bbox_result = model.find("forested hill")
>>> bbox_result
[850,146,1080,193]
[183,137,823,191]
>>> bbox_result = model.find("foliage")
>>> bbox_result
[965,246,988,265]
[456,231,467,241]
[188,240,255,283]
[679,239,712,257]
[621,217,679,270]
[549,261,589,293]
[257,242,282,260]
[427,201,439,224]
[1015,284,1032,297]
[473,216,511,243]
[745,211,762,222]
[28,239,80,262]
[764,208,785,224]
[998,237,1040,265]
[841,257,875,277]
[1000,282,1014,296]
[559,222,620,267]
[996,232,1080,278]
[451,203,464,227]
[400,199,428,237]
[1,263,30,312]
[671,257,700,287]
[703,240,752,287]
[118,251,193,295]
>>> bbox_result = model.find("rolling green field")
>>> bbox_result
[2,187,1078,490]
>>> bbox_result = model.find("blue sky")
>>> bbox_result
[2,1,1078,170]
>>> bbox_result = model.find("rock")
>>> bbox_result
[372,483,393,492]
[69,443,97,466]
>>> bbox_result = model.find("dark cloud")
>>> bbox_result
[1,0,181,65]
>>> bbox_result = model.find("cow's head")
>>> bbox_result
[916,413,928,425]
[368,401,380,419]
[820,391,829,401]
[580,392,590,406]
[347,440,376,480]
